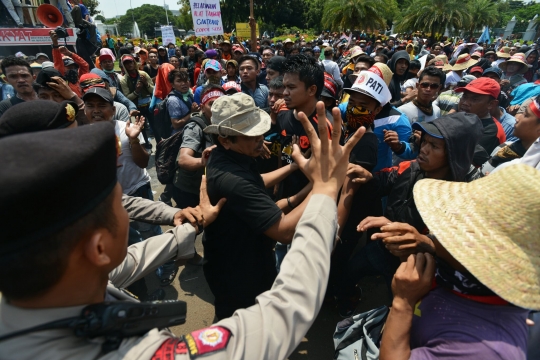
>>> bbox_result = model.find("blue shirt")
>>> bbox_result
[498,107,518,143]
[241,83,269,109]
[78,4,89,19]
[0,83,14,100]
[339,102,414,172]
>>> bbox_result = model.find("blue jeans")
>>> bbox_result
[275,242,289,273]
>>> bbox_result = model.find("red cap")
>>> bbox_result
[121,55,135,63]
[469,66,484,74]
[454,77,500,98]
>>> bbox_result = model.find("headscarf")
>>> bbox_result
[153,63,175,101]
[138,48,148,71]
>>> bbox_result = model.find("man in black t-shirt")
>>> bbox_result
[277,55,327,198]
[332,67,393,315]
[143,52,159,83]
[203,93,315,320]
[0,57,37,117]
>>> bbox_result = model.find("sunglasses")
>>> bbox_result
[419,82,440,90]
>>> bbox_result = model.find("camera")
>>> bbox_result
[54,26,69,39]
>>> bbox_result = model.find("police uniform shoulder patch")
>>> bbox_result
[183,326,231,358]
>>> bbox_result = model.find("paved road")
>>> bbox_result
[139,139,390,359]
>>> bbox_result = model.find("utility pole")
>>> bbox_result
[164,0,169,25]
[249,0,257,52]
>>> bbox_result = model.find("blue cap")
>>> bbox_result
[313,46,320,52]
[412,121,443,139]
[482,67,503,78]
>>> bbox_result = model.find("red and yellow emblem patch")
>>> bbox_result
[184,326,231,358]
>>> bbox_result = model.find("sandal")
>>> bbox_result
[156,262,179,287]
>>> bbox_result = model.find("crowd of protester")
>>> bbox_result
[0,29,539,359]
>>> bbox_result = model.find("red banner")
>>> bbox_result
[0,27,76,46]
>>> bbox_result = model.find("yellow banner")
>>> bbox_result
[235,23,259,38]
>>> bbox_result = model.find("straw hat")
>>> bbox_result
[205,93,271,137]
[369,62,393,86]
[496,46,512,59]
[349,46,364,58]
[471,51,482,59]
[452,53,478,71]
[435,54,452,71]
[414,164,540,310]
[499,53,529,74]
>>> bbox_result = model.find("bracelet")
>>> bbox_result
[129,138,140,148]
[287,197,295,209]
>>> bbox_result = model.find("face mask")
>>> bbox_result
[346,104,375,129]
[66,69,79,85]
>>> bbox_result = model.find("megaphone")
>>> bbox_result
[37,4,64,28]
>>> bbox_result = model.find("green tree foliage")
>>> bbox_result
[464,0,501,36]
[85,0,101,16]
[321,0,397,32]
[117,4,174,37]
[94,14,106,22]
[499,1,540,33]
[396,0,471,39]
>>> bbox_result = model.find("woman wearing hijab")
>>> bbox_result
[523,49,538,83]
[149,63,175,117]
[157,46,169,64]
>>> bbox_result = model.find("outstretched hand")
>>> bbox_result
[291,101,365,199]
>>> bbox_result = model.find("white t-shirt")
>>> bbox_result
[492,59,505,68]
[114,120,151,195]
[403,78,418,90]
[444,71,462,87]
[398,101,441,124]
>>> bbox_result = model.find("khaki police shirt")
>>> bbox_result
[0,194,337,360]
[121,194,178,226]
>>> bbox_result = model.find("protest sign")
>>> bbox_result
[235,23,259,38]
[189,0,224,36]
[161,26,175,46]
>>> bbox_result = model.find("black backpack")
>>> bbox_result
[153,92,193,141]
[155,116,208,185]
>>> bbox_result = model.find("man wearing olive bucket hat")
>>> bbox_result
[201,92,317,319]
[371,164,540,359]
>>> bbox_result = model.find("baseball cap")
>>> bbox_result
[204,59,222,72]
[35,52,49,60]
[62,57,78,68]
[482,67,503,78]
[233,46,244,54]
[41,61,54,70]
[79,73,106,92]
[121,55,136,63]
[412,121,443,139]
[469,66,484,74]
[455,77,500,99]
[204,93,270,137]
[313,46,320,52]
[82,87,114,105]
[457,75,477,87]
